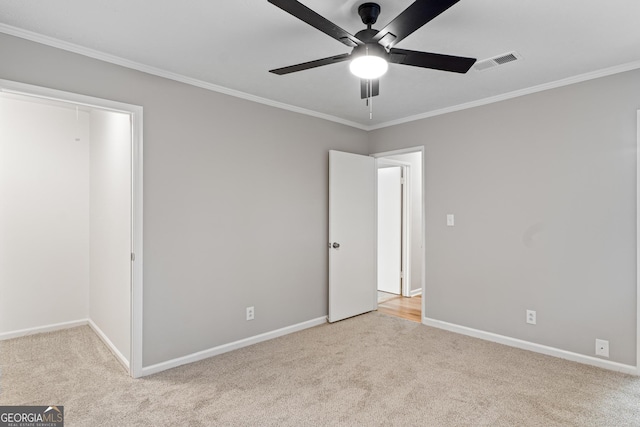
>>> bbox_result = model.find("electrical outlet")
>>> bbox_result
[526,310,536,325]
[595,339,609,358]
[246,306,254,321]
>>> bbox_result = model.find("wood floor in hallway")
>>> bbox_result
[377,295,422,323]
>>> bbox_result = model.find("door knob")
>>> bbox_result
[332,242,340,249]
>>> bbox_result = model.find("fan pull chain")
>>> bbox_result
[363,79,374,119]
[368,80,373,120]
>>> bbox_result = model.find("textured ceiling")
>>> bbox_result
[1,0,639,129]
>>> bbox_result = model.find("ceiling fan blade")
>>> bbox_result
[360,79,380,99]
[390,48,476,73]
[373,0,460,48]
[270,53,352,75]
[268,0,363,47]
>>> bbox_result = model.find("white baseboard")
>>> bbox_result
[423,317,637,376]
[88,319,130,371]
[410,289,422,297]
[141,316,328,377]
[0,319,88,341]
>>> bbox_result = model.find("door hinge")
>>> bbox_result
[400,271,404,278]
[400,177,405,185]
[131,252,136,261]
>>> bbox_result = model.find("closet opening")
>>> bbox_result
[0,80,143,377]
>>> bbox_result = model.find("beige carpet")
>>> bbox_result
[2,312,640,426]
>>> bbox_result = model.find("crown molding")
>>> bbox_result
[0,23,368,131]
[367,59,640,131]
[2,23,640,133]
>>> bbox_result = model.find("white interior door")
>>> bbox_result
[329,150,376,323]
[377,167,402,294]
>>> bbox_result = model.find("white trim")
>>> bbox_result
[0,79,145,378]
[370,146,425,159]
[140,316,328,377]
[401,165,411,298]
[130,105,144,379]
[3,23,640,132]
[88,319,129,371]
[0,319,88,341]
[369,60,640,131]
[0,23,367,131]
[420,148,426,320]
[372,156,379,313]
[0,86,137,114]
[410,289,422,297]
[375,158,411,167]
[423,317,637,375]
[636,110,640,376]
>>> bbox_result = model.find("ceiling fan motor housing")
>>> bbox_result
[358,3,381,27]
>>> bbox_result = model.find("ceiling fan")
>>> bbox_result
[267,0,477,99]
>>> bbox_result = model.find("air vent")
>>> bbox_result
[474,51,521,71]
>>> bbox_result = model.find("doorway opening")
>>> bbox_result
[372,147,424,323]
[0,79,143,377]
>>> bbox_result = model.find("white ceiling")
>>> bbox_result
[1,0,640,129]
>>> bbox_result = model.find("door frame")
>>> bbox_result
[376,159,411,297]
[0,79,144,378]
[371,146,425,319]
[636,110,639,375]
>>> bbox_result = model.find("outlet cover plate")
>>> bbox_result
[595,339,609,357]
[526,309,536,325]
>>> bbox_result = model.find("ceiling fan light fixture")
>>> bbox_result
[268,0,476,100]
[350,55,388,79]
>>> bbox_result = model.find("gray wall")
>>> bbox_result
[2,31,638,367]
[369,69,639,365]
[0,33,369,366]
